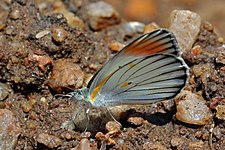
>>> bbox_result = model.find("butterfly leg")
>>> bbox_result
[83,107,91,132]
[105,106,122,128]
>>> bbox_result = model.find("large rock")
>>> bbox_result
[169,10,201,53]
[175,90,212,125]
[0,109,21,150]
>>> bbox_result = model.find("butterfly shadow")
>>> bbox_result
[120,108,176,127]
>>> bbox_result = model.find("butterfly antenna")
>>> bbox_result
[32,74,75,91]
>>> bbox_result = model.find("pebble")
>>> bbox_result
[215,105,225,120]
[86,1,120,30]
[171,137,185,147]
[72,138,91,150]
[35,30,50,39]
[21,101,32,113]
[192,63,213,84]
[108,41,125,52]
[216,46,225,64]
[28,53,53,71]
[169,10,201,53]
[188,141,204,149]
[95,132,116,145]
[195,130,203,138]
[142,142,167,150]
[209,97,220,109]
[51,27,67,43]
[0,109,21,150]
[191,45,203,57]
[175,90,213,125]
[26,120,40,130]
[0,82,9,101]
[5,25,15,35]
[37,133,63,149]
[127,117,145,126]
[61,120,75,130]
[10,9,20,20]
[144,22,159,33]
[213,126,222,139]
[47,1,84,29]
[48,59,84,92]
[105,121,121,133]
[122,21,145,37]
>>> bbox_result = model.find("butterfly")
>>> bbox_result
[68,29,189,128]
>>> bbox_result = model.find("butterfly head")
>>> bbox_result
[69,87,90,102]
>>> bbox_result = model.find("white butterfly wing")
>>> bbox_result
[87,29,188,105]
[102,54,188,105]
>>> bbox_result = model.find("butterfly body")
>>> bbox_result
[69,29,189,108]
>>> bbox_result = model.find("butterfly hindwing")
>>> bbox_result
[103,54,188,105]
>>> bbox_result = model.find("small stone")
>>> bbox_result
[188,141,204,149]
[89,63,99,71]
[28,53,53,71]
[26,120,40,130]
[122,22,145,37]
[0,82,9,101]
[67,15,84,30]
[95,132,116,145]
[213,126,222,139]
[216,46,225,64]
[80,132,91,138]
[175,90,213,125]
[0,109,21,150]
[171,137,185,147]
[218,37,224,43]
[48,59,84,92]
[5,25,15,35]
[47,1,84,29]
[192,63,213,84]
[191,45,203,57]
[105,121,121,133]
[61,120,75,130]
[10,9,20,20]
[108,41,125,52]
[40,97,47,103]
[127,117,145,126]
[37,133,63,149]
[143,142,167,150]
[35,30,51,39]
[21,101,32,113]
[86,1,120,30]
[195,130,203,138]
[72,138,91,150]
[169,10,201,53]
[0,23,5,31]
[144,22,159,33]
[52,27,67,43]
[215,105,225,120]
[209,97,220,109]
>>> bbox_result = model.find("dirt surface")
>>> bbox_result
[0,0,224,150]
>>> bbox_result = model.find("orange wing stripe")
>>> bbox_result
[124,40,168,56]
[90,73,113,101]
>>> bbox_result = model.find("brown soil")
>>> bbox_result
[0,0,224,149]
